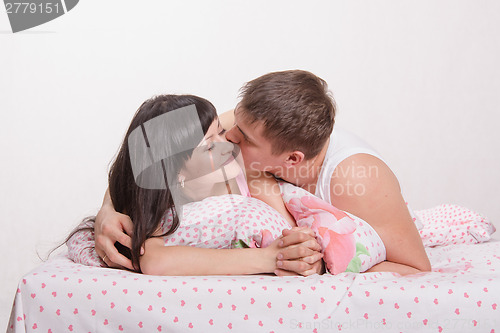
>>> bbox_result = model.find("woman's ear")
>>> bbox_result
[283,151,305,167]
[178,175,185,188]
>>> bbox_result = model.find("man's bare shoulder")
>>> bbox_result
[330,153,398,186]
[329,153,401,211]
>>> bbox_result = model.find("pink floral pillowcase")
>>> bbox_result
[278,182,386,274]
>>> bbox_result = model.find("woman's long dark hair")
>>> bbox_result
[60,95,217,272]
[110,94,216,271]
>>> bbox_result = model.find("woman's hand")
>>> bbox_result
[274,227,325,276]
[260,236,286,274]
[94,205,136,270]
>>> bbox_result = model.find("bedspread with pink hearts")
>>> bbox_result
[9,198,497,333]
[7,239,500,333]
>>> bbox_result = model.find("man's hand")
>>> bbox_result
[94,206,136,270]
[275,227,325,276]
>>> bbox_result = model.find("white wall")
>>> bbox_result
[1,0,499,329]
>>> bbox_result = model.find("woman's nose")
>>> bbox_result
[220,142,234,155]
[225,126,240,144]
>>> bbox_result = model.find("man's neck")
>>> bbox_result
[279,138,330,193]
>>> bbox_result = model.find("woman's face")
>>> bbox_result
[180,118,243,187]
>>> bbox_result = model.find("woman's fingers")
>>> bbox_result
[275,256,325,277]
[274,268,300,277]
[279,236,322,254]
[277,243,319,260]
[276,227,323,276]
[302,267,321,277]
[274,227,325,276]
[282,226,315,237]
[279,230,317,248]
[301,252,324,265]
[276,259,313,275]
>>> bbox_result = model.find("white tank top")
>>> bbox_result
[314,126,423,229]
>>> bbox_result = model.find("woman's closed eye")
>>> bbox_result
[206,142,215,151]
[205,128,227,151]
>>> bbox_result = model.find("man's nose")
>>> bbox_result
[225,126,240,144]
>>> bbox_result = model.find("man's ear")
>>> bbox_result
[283,151,305,167]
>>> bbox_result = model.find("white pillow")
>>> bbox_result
[160,194,291,249]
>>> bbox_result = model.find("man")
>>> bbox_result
[95,70,431,276]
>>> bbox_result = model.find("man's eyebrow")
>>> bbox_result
[235,124,252,142]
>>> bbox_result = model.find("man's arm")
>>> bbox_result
[94,189,135,270]
[331,154,431,274]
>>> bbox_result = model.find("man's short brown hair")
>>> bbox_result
[239,70,336,160]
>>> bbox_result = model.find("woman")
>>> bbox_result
[67,94,324,276]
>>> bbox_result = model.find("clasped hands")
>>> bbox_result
[269,227,325,276]
[95,208,325,277]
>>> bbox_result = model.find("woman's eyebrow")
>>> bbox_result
[200,122,222,145]
[200,134,214,146]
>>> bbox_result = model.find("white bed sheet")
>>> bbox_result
[7,240,500,333]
